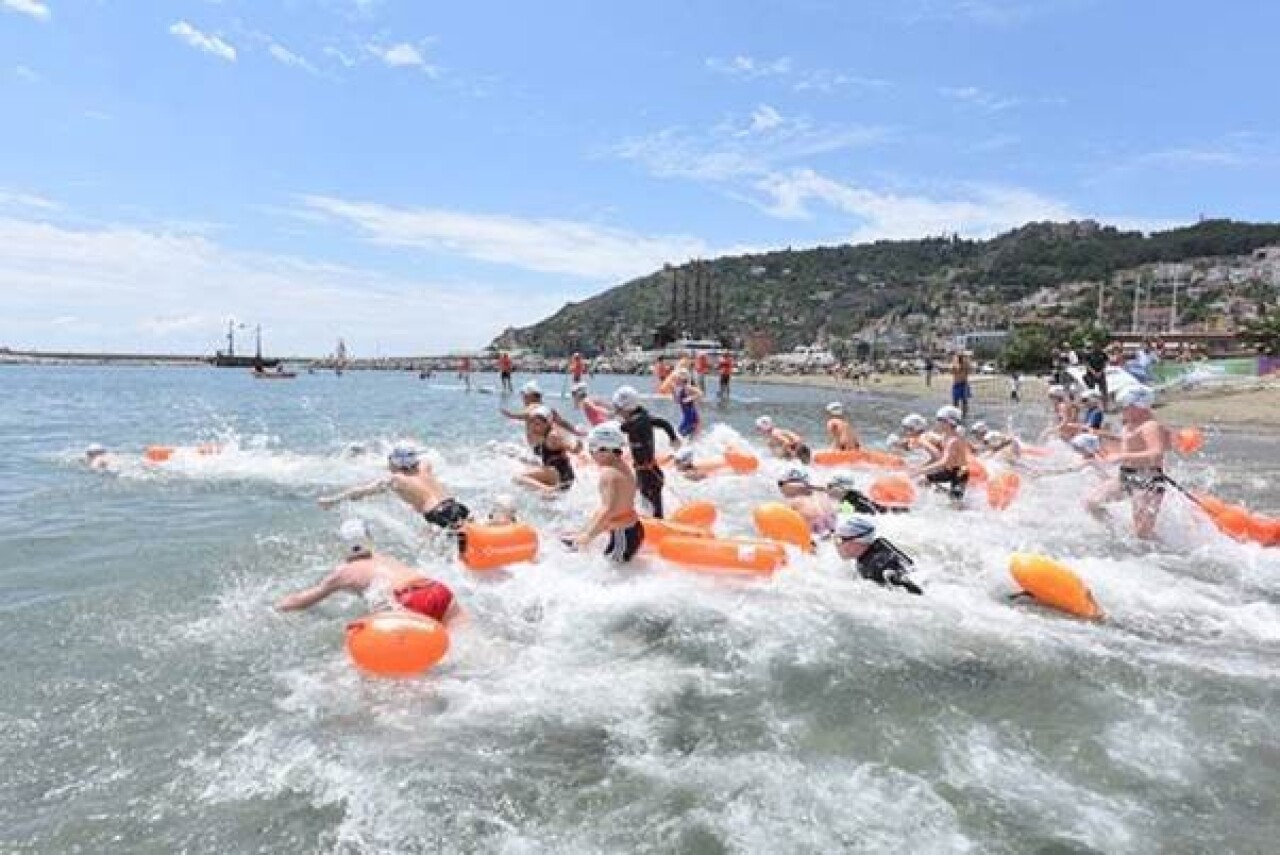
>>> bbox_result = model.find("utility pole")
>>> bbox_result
[1170,276,1179,332]
[1131,277,1141,334]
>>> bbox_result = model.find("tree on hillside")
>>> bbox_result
[1001,327,1055,372]
[1240,311,1280,355]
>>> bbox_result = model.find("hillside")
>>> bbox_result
[492,219,1280,356]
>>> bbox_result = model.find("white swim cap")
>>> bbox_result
[901,414,927,432]
[1071,433,1102,455]
[387,445,420,471]
[587,421,626,452]
[935,405,963,426]
[834,515,876,544]
[85,443,106,457]
[827,471,858,491]
[521,380,542,396]
[340,519,373,556]
[886,432,902,447]
[492,493,517,515]
[611,385,640,412]
[570,382,589,396]
[1048,385,1067,399]
[777,466,811,485]
[674,446,695,465]
[985,431,1007,446]
[756,415,774,432]
[527,404,553,421]
[1117,385,1155,409]
[970,421,988,434]
[1080,388,1102,401]
[826,402,844,416]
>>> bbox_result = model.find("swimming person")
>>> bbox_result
[912,406,969,503]
[276,519,455,621]
[825,402,861,450]
[672,370,703,438]
[613,385,680,518]
[85,443,113,471]
[319,445,472,532]
[756,416,812,464]
[566,423,644,563]
[487,494,519,525]
[823,471,908,515]
[502,379,580,439]
[833,515,923,595]
[776,467,836,537]
[515,405,578,494]
[1085,385,1170,539]
[570,382,612,427]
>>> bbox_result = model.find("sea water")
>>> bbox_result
[1,365,1277,855]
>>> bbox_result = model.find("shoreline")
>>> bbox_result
[741,372,1280,429]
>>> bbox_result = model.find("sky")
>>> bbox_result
[2,0,1278,356]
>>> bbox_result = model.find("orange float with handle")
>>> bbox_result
[1173,426,1205,455]
[658,535,786,575]
[459,522,539,571]
[986,470,1022,511]
[1009,553,1102,620]
[671,500,718,529]
[640,517,714,549]
[722,447,760,474]
[868,474,916,509]
[811,448,905,469]
[345,611,450,677]
[752,502,814,552]
[144,445,175,463]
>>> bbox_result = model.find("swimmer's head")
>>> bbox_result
[85,443,107,460]
[611,386,639,413]
[1117,385,1155,411]
[825,471,859,493]
[755,415,774,433]
[387,445,420,473]
[885,432,903,448]
[587,422,627,454]
[901,414,927,434]
[673,446,696,467]
[1080,388,1102,403]
[985,431,1008,447]
[834,515,876,545]
[570,381,590,399]
[935,406,963,428]
[527,404,553,424]
[489,494,518,524]
[339,519,374,558]
[777,466,812,493]
[825,402,844,417]
[1071,433,1102,457]
[520,380,542,399]
[969,421,988,437]
[1047,385,1067,400]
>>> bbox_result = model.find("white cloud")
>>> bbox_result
[367,42,438,76]
[0,188,59,211]
[1,0,49,21]
[169,21,237,63]
[0,214,575,354]
[793,70,890,94]
[13,64,40,81]
[748,104,784,134]
[299,194,718,281]
[751,168,1077,241]
[323,46,356,68]
[705,55,792,79]
[939,85,1021,112]
[268,42,317,74]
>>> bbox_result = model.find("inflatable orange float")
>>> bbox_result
[658,536,786,575]
[459,523,538,570]
[671,500,717,529]
[867,474,916,509]
[1009,553,1102,620]
[346,612,449,677]
[752,502,814,552]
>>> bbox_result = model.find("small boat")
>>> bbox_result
[252,368,297,380]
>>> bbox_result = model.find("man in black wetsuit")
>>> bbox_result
[1083,339,1109,405]
[833,515,923,594]
[611,385,680,518]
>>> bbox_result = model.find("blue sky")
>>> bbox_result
[2,0,1277,356]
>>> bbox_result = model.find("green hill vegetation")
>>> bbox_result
[493,219,1280,356]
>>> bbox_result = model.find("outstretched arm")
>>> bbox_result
[651,416,680,446]
[318,478,390,509]
[500,407,529,421]
[277,570,347,611]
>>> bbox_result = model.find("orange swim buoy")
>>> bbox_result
[1173,427,1205,455]
[1245,514,1275,546]
[811,448,861,466]
[966,455,988,485]
[752,502,814,552]
[671,500,718,529]
[459,522,539,570]
[723,447,760,474]
[1192,492,1228,518]
[658,535,786,575]
[144,445,175,462]
[1214,505,1253,541]
[640,517,714,549]
[986,470,1022,511]
[868,474,916,509]
[345,612,449,677]
[1009,553,1102,620]
[858,449,906,469]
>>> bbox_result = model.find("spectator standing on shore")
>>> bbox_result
[949,351,973,419]
[654,356,672,389]
[718,352,734,399]
[1009,371,1021,403]
[1084,339,1109,404]
[569,352,586,384]
[498,351,514,393]
[694,350,710,392]
[458,356,472,392]
[923,355,935,388]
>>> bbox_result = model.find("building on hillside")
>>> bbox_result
[953,330,1010,357]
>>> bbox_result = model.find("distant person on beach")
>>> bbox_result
[458,356,472,392]
[1085,385,1170,539]
[755,416,812,464]
[502,380,579,440]
[1084,340,1109,403]
[911,406,969,504]
[498,351,514,393]
[318,446,472,533]
[776,467,836,538]
[613,385,680,518]
[276,519,454,621]
[514,405,578,494]
[923,356,935,388]
[833,516,923,594]
[949,352,972,419]
[565,423,643,562]
[671,370,703,438]
[718,352,734,398]
[824,402,861,450]
[569,352,586,384]
[693,351,710,391]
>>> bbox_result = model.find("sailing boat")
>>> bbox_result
[213,320,280,368]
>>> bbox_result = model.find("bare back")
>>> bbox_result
[390,470,449,513]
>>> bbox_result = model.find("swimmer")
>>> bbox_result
[614,385,680,518]
[897,413,938,459]
[672,370,704,438]
[570,382,611,427]
[84,443,113,471]
[824,402,861,451]
[776,467,836,538]
[965,422,989,455]
[566,423,644,562]
[823,471,908,516]
[501,379,580,439]
[1085,385,1170,539]
[276,519,454,621]
[833,515,923,595]
[1043,384,1079,441]
[983,431,1022,465]
[756,416,812,464]
[318,445,472,535]
[487,493,519,525]
[671,446,708,482]
[515,405,578,494]
[911,406,970,504]
[1078,388,1106,432]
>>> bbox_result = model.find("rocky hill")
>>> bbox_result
[492,219,1280,355]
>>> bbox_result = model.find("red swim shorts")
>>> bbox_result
[394,580,454,621]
